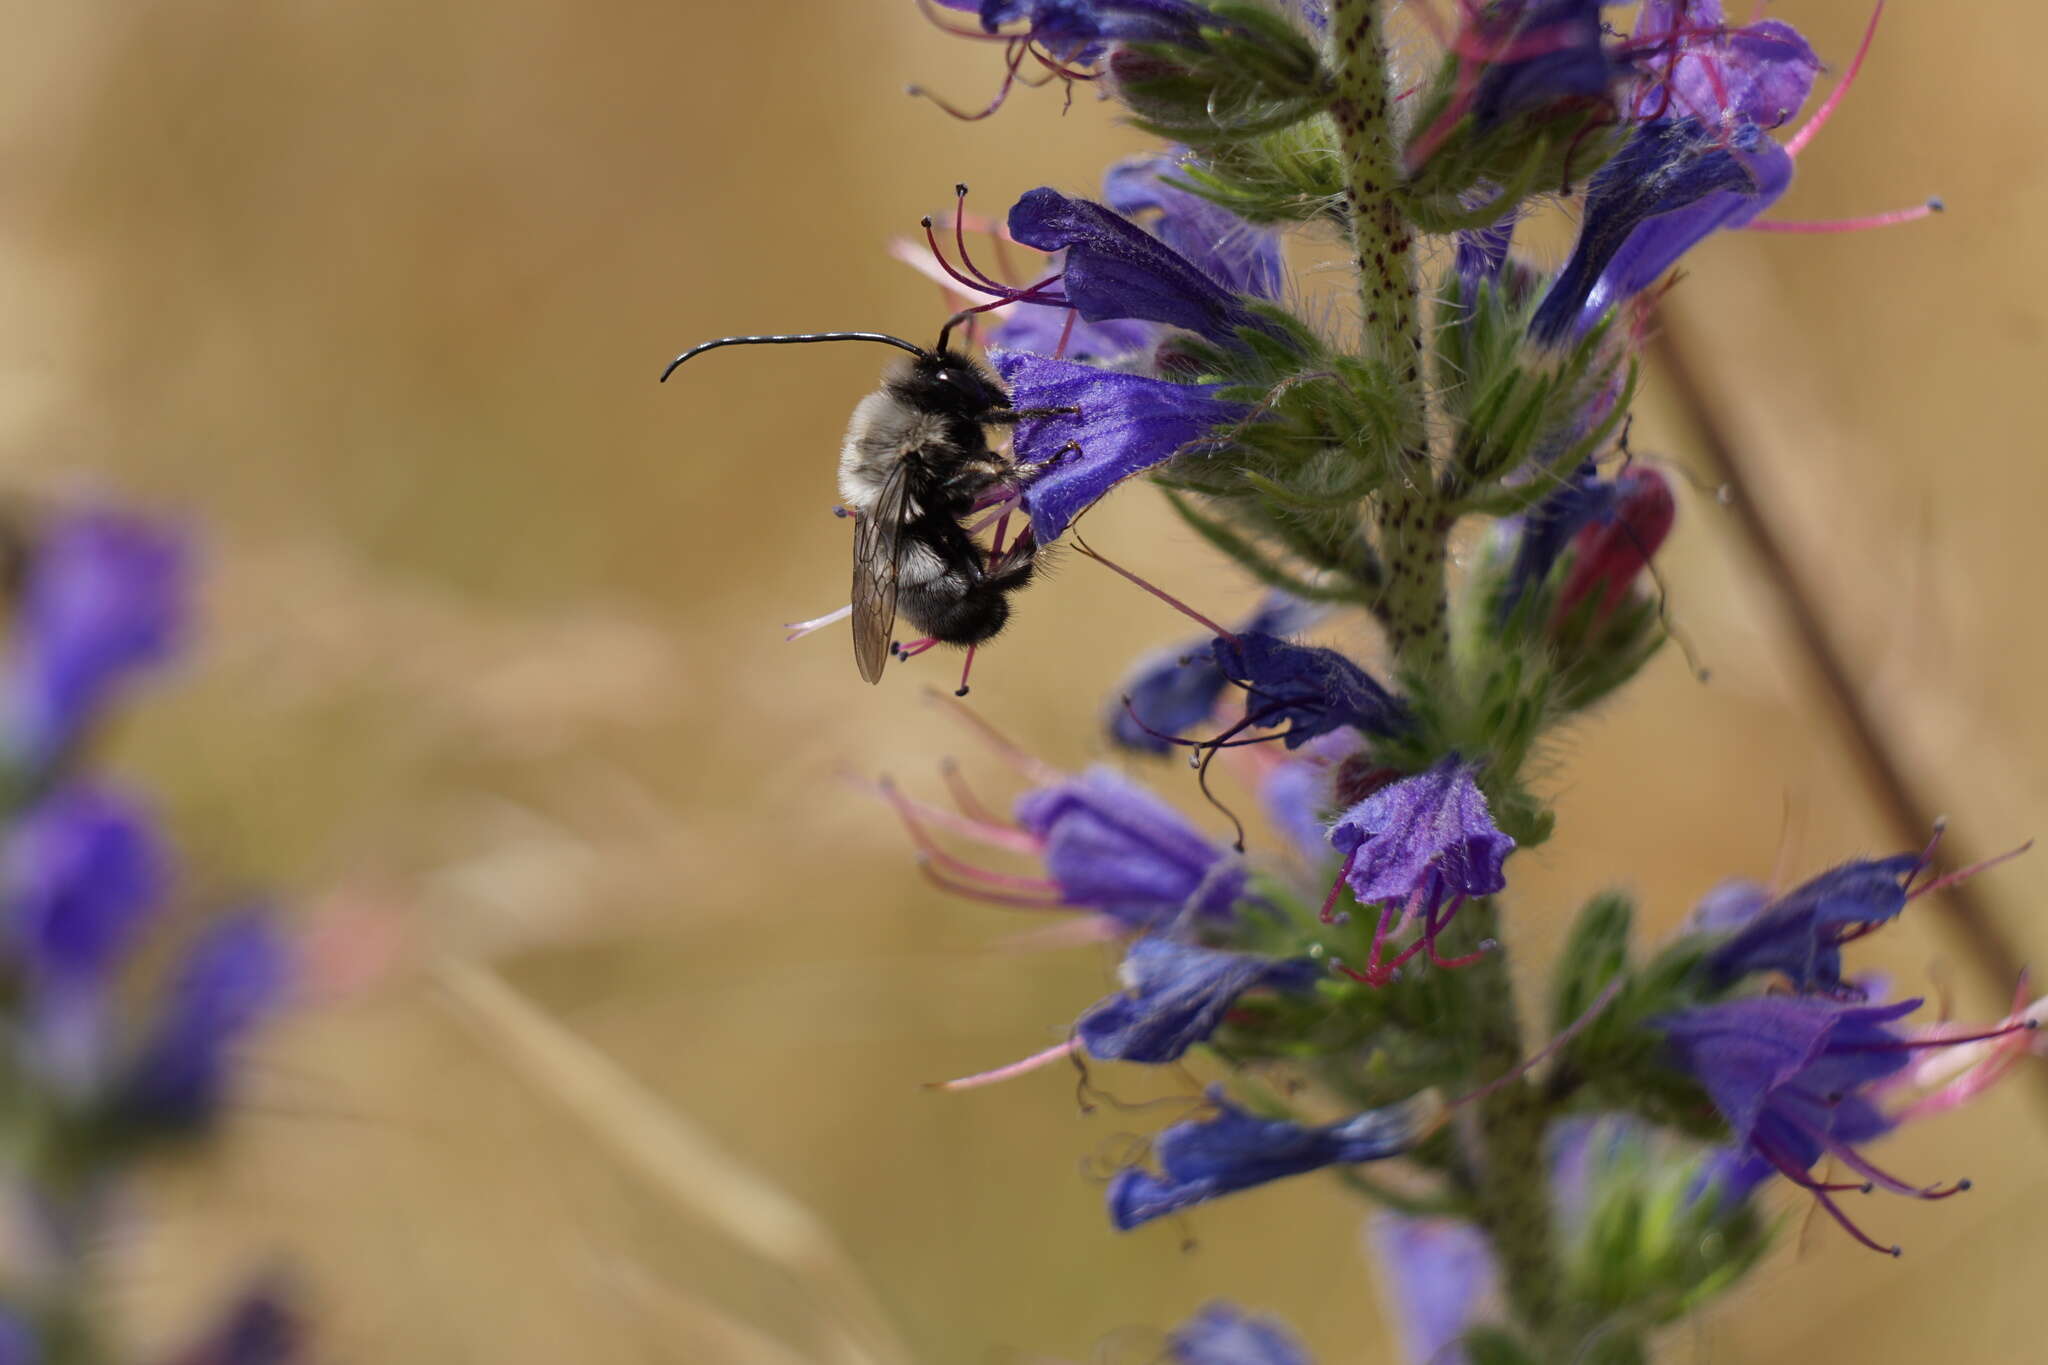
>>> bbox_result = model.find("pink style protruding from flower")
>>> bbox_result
[1550,464,1675,628]
[1884,975,2048,1122]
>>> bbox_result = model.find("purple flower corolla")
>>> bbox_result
[1328,761,1513,914]
[1468,0,1617,131]
[1211,634,1411,749]
[5,785,166,985]
[1529,116,1792,344]
[1494,460,1620,622]
[1703,853,1918,995]
[117,911,290,1132]
[1366,1213,1501,1365]
[1652,995,1965,1254]
[995,350,1246,542]
[2,509,186,770]
[1009,189,1261,346]
[1167,1302,1312,1365]
[1077,936,1317,1063]
[169,1277,302,1365]
[987,305,1157,363]
[1629,2,1818,128]
[1014,766,1247,928]
[939,0,1215,63]
[0,1313,30,1365]
[1109,1089,1424,1229]
[1109,594,1323,755]
[1104,153,1284,301]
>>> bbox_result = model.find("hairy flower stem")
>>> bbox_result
[1325,0,1449,673]
[1454,901,1562,1347]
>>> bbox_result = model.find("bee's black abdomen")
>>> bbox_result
[906,586,1012,647]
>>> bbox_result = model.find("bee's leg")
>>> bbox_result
[1013,440,1081,477]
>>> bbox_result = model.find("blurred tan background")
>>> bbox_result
[0,0,2042,1360]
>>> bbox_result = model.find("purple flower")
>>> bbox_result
[1077,936,1317,1063]
[1103,153,1283,300]
[1629,2,1819,128]
[1549,464,1675,626]
[117,912,290,1132]
[1453,210,1517,297]
[1703,854,1918,995]
[3,508,187,769]
[1530,117,1792,344]
[1366,1213,1501,1365]
[1328,761,1513,914]
[0,1310,32,1365]
[5,785,166,985]
[1494,460,1620,623]
[169,1277,302,1365]
[995,351,1246,541]
[1109,1089,1424,1229]
[944,0,1216,63]
[1008,188,1261,345]
[1469,0,1617,131]
[1683,878,1770,935]
[1167,1302,1312,1365]
[1652,996,1961,1254]
[987,304,1157,362]
[1109,594,1323,755]
[1211,635,1411,749]
[1014,766,1246,928]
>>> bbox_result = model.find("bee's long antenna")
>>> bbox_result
[660,332,932,382]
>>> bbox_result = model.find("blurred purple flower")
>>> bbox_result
[1014,766,1247,929]
[118,912,290,1132]
[5,784,166,986]
[1110,1090,1425,1229]
[1167,1302,1312,1365]
[1469,0,1617,131]
[3,508,186,769]
[1367,1213,1501,1365]
[1077,936,1317,1063]
[1108,594,1323,755]
[1703,853,1919,995]
[168,1277,302,1365]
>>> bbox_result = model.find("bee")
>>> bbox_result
[663,313,1068,688]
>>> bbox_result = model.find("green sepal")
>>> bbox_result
[1171,117,1346,226]
[1110,7,1331,149]
[1460,1326,1540,1365]
[1551,890,1633,1033]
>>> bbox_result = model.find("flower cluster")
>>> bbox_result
[736,0,2008,1358]
[0,507,297,1362]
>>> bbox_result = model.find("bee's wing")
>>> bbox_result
[850,459,912,685]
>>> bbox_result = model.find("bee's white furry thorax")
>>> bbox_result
[838,392,949,510]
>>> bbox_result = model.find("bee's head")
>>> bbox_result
[902,349,1010,420]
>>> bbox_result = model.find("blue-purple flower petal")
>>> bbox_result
[1366,1213,1501,1365]
[1109,594,1324,754]
[996,350,1245,541]
[1015,767,1245,927]
[1009,188,1257,344]
[3,509,187,768]
[1470,0,1616,130]
[1109,1090,1421,1228]
[1211,634,1410,748]
[1529,118,1791,344]
[1328,760,1514,912]
[1167,1302,1313,1365]
[1704,854,1918,994]
[5,785,167,985]
[1103,153,1284,300]
[118,911,291,1131]
[1078,936,1317,1063]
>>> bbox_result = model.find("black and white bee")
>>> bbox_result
[663,314,1068,688]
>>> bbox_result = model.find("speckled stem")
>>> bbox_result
[1456,902,1563,1345]
[1325,0,1449,674]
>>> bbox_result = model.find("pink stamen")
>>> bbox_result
[915,858,1070,908]
[907,37,1031,121]
[912,0,1013,42]
[784,603,853,642]
[1745,199,1942,233]
[1053,307,1079,360]
[1782,0,1884,159]
[1319,846,1362,925]
[938,758,1006,828]
[1068,537,1239,644]
[993,917,1122,952]
[930,691,1065,784]
[1450,976,1625,1109]
[1841,1018,2040,1054]
[951,186,1015,294]
[1755,1142,1901,1256]
[870,775,1040,853]
[1906,838,2033,902]
[956,643,980,697]
[928,1038,1079,1090]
